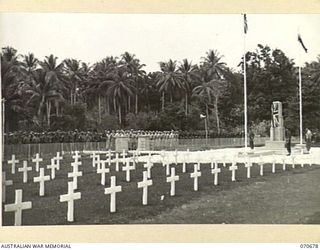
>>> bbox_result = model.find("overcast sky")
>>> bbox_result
[1,13,320,72]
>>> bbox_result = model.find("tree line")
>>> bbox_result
[2,45,320,137]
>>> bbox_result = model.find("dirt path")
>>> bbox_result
[133,167,320,224]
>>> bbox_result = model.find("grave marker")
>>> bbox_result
[60,182,81,222]
[272,154,276,173]
[282,157,286,171]
[211,163,221,186]
[291,155,296,169]
[190,164,201,191]
[68,166,82,190]
[2,171,13,203]
[97,161,110,186]
[55,152,63,170]
[122,160,135,182]
[245,158,252,179]
[166,167,179,196]
[104,176,122,213]
[32,153,43,172]
[114,153,120,172]
[33,168,50,196]
[4,189,32,226]
[229,163,238,182]
[258,156,264,176]
[143,161,153,179]
[47,158,58,180]
[8,154,19,174]
[137,171,153,205]
[18,161,32,183]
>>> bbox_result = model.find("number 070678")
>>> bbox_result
[300,244,319,248]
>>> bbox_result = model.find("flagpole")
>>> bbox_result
[299,64,303,145]
[243,16,248,150]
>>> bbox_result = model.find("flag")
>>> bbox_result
[200,114,206,119]
[298,33,308,53]
[244,14,248,34]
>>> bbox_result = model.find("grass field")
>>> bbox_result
[2,151,320,225]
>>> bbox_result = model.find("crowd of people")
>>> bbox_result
[4,129,180,145]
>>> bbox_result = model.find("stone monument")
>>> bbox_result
[137,135,150,151]
[265,101,287,154]
[115,135,129,152]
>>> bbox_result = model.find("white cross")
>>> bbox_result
[245,158,252,179]
[60,182,81,222]
[32,153,42,172]
[68,166,82,190]
[282,157,286,171]
[71,160,82,173]
[18,160,32,183]
[173,150,178,165]
[122,149,127,161]
[33,168,50,196]
[271,154,276,173]
[137,171,153,205]
[122,160,135,182]
[182,150,190,173]
[211,163,221,186]
[4,189,32,226]
[114,153,120,172]
[166,167,179,196]
[97,161,110,186]
[95,154,102,170]
[143,161,153,179]
[291,155,295,169]
[55,152,63,170]
[47,158,58,180]
[104,176,122,213]
[2,171,13,203]
[8,154,19,174]
[107,149,112,166]
[190,164,201,191]
[90,152,97,167]
[196,162,201,171]
[165,162,171,176]
[258,155,264,176]
[211,160,218,170]
[229,163,238,182]
[72,151,81,162]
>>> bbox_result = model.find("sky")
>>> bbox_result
[1,13,320,72]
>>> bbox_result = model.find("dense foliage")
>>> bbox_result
[2,45,320,137]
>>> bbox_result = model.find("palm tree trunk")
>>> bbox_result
[118,101,122,125]
[214,96,220,135]
[205,103,210,131]
[47,100,51,128]
[98,95,101,124]
[162,92,165,111]
[128,96,131,113]
[106,96,110,115]
[185,93,188,116]
[135,92,138,114]
[113,97,116,113]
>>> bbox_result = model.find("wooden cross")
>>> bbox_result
[137,171,153,205]
[90,152,97,167]
[55,152,63,170]
[166,167,179,196]
[282,157,286,171]
[211,162,221,186]
[258,155,264,176]
[97,161,110,186]
[71,160,82,173]
[271,154,276,173]
[229,163,238,182]
[104,176,122,213]
[122,160,134,182]
[173,149,178,165]
[291,155,295,169]
[72,151,81,163]
[47,158,58,180]
[32,153,42,172]
[18,160,32,183]
[2,171,13,203]
[8,154,19,174]
[114,153,120,172]
[143,161,153,179]
[190,164,201,191]
[4,189,32,226]
[60,182,81,222]
[68,166,82,190]
[95,154,102,170]
[245,158,252,179]
[33,168,50,196]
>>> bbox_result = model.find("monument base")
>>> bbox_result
[115,136,129,152]
[264,140,287,155]
[294,143,309,155]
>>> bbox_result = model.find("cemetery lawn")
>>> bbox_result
[2,153,320,225]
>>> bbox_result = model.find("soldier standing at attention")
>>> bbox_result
[305,128,312,153]
[249,129,255,150]
[285,128,292,156]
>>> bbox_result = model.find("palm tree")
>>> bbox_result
[156,59,184,111]
[201,50,226,80]
[120,52,146,114]
[178,59,199,116]
[24,68,64,128]
[105,67,134,125]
